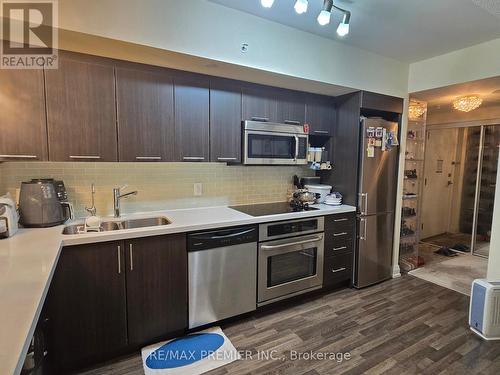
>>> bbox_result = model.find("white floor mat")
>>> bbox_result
[409,253,487,296]
[141,327,240,375]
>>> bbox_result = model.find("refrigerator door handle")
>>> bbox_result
[359,218,367,241]
[359,193,368,215]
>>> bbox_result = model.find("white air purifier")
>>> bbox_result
[469,279,500,340]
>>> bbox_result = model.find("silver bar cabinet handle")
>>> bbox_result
[129,244,134,271]
[183,156,205,161]
[217,157,237,161]
[313,130,329,134]
[333,232,348,237]
[334,218,348,222]
[69,155,101,160]
[333,246,347,251]
[135,156,161,160]
[331,267,347,273]
[0,154,38,159]
[117,245,121,274]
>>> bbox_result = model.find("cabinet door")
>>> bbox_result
[0,69,48,161]
[305,94,336,136]
[116,66,175,161]
[45,53,118,161]
[47,241,127,370]
[174,74,209,162]
[242,84,279,122]
[210,78,242,163]
[125,234,187,345]
[277,89,306,125]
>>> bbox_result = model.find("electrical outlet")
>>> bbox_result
[193,183,203,196]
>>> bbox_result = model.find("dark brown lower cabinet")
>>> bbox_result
[125,234,187,345]
[47,234,187,372]
[47,241,128,371]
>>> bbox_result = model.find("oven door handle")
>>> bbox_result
[261,236,322,250]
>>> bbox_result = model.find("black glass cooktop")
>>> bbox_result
[230,202,318,217]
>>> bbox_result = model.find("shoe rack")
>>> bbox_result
[399,101,427,272]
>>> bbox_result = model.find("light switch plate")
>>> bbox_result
[193,183,203,196]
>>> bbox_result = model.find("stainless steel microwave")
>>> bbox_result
[243,120,308,165]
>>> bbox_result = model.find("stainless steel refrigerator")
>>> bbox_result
[354,117,399,288]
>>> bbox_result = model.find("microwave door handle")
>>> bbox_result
[294,135,299,161]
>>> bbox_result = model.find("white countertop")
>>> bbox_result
[0,203,355,375]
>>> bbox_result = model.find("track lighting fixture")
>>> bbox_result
[259,0,351,36]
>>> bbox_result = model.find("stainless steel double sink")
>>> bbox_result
[62,216,171,235]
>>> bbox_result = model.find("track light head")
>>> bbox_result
[261,0,274,8]
[294,0,308,14]
[317,0,333,26]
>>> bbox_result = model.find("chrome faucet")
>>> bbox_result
[85,183,97,217]
[113,185,138,218]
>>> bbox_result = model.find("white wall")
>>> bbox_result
[409,37,500,93]
[488,154,500,279]
[55,0,409,97]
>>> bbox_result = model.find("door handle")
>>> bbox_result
[261,235,322,250]
[135,156,161,160]
[359,218,367,241]
[183,156,205,161]
[129,244,134,271]
[117,245,121,274]
[217,157,237,161]
[359,193,368,215]
[69,155,101,160]
[0,154,38,159]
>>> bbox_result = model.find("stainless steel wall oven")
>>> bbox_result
[258,217,324,306]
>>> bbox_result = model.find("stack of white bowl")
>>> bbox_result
[324,193,342,206]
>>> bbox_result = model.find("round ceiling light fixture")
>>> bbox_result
[408,100,427,120]
[261,0,274,8]
[453,95,483,112]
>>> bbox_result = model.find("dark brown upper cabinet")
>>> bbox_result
[0,69,48,161]
[44,52,118,161]
[277,89,306,125]
[360,91,404,114]
[47,241,128,371]
[125,234,187,345]
[210,78,242,163]
[305,94,336,136]
[242,84,279,123]
[116,66,175,162]
[174,73,210,162]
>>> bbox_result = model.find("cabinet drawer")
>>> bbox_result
[325,213,356,237]
[323,253,353,286]
[324,236,354,258]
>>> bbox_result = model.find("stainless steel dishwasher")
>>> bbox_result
[188,225,258,329]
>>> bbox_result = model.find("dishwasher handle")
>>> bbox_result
[188,226,258,251]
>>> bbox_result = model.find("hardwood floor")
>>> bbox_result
[77,276,500,375]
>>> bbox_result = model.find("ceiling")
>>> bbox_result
[207,0,500,63]
[412,76,500,112]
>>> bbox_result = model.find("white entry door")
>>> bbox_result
[422,128,458,239]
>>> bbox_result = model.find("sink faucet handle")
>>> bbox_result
[117,184,130,192]
[85,183,97,217]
